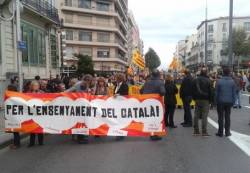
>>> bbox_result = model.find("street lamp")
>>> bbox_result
[228,0,234,68]
[205,0,208,65]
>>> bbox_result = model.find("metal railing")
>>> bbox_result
[21,0,60,24]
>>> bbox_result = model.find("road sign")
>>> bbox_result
[18,41,27,50]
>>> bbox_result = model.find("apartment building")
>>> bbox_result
[57,0,129,74]
[0,0,60,103]
[175,16,250,72]
[127,11,143,64]
[197,16,250,71]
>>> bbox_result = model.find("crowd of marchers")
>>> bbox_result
[4,68,250,149]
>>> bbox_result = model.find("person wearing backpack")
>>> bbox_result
[192,68,213,137]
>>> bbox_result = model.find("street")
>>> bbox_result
[0,94,249,173]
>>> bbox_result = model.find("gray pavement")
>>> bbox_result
[0,94,250,173]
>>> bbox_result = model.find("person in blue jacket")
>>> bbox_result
[215,67,236,137]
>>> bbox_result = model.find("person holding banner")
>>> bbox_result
[164,74,178,128]
[95,77,108,96]
[7,81,21,149]
[65,74,95,144]
[28,81,44,147]
[114,74,129,141]
[141,69,166,141]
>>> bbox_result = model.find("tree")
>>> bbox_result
[145,48,161,71]
[222,28,250,69]
[75,54,94,76]
[232,28,249,57]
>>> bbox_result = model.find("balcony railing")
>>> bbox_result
[22,0,60,24]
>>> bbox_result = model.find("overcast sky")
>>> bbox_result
[128,0,250,69]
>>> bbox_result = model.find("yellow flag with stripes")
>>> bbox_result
[132,50,145,70]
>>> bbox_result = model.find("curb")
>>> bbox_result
[0,133,28,150]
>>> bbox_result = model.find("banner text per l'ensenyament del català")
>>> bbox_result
[4,91,166,137]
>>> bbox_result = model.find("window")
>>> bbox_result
[78,15,92,24]
[96,1,110,11]
[244,22,250,31]
[96,16,110,26]
[21,22,46,66]
[79,31,92,41]
[65,0,72,6]
[208,34,213,43]
[97,48,110,58]
[207,50,213,60]
[66,47,74,57]
[222,33,227,41]
[97,32,110,42]
[65,13,73,23]
[50,34,58,68]
[222,23,227,32]
[66,30,73,40]
[78,0,91,9]
[79,47,92,56]
[208,25,214,33]
[38,31,46,65]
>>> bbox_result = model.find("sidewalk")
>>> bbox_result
[0,109,13,149]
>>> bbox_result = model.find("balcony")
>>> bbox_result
[22,0,60,24]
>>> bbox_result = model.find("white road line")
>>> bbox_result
[208,117,250,157]
[244,106,250,109]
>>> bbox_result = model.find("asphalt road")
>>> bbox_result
[0,94,249,173]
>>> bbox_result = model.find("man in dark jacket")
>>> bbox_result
[192,68,213,136]
[114,74,129,141]
[180,70,193,127]
[141,69,166,141]
[215,67,236,137]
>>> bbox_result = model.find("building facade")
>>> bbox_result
[127,11,143,64]
[57,0,129,74]
[197,16,250,71]
[0,0,60,103]
[175,16,250,72]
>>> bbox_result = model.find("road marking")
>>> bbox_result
[208,117,250,157]
[244,106,250,109]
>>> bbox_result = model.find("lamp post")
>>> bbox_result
[204,0,208,66]
[228,0,234,68]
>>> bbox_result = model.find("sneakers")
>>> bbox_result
[193,130,200,136]
[193,132,200,136]
[202,133,210,137]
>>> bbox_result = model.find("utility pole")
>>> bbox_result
[204,0,208,66]
[16,0,23,92]
[228,0,234,68]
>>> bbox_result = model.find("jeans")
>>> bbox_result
[165,105,176,126]
[30,134,44,145]
[234,91,241,107]
[13,132,20,146]
[193,100,210,133]
[182,96,193,125]
[217,103,232,135]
